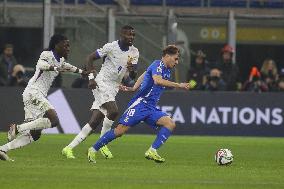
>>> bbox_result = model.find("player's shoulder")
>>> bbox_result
[40,50,52,57]
[39,50,53,61]
[147,60,162,72]
[101,40,118,51]
[129,45,139,53]
[151,60,163,67]
[107,40,118,47]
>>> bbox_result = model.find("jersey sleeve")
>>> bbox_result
[151,61,163,76]
[96,42,113,58]
[131,49,139,65]
[37,52,52,70]
[61,62,79,73]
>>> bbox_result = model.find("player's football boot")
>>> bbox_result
[100,145,113,159]
[145,149,165,163]
[0,150,14,162]
[88,147,97,163]
[62,146,75,159]
[7,123,18,142]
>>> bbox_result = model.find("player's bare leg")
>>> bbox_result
[7,109,59,142]
[99,101,119,159]
[63,101,118,159]
[88,124,129,163]
[1,109,59,161]
[0,129,43,161]
[62,109,105,159]
[145,116,176,163]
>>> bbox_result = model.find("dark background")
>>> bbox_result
[1,87,284,137]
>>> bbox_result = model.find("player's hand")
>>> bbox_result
[178,83,190,90]
[57,67,70,72]
[119,85,134,92]
[88,79,97,89]
[127,57,135,71]
[188,80,197,89]
[127,63,134,72]
[81,70,88,77]
[86,69,97,75]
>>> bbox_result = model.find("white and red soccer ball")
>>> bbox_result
[215,149,234,165]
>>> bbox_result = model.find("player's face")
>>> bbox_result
[56,40,70,59]
[121,29,135,46]
[4,47,13,57]
[165,53,179,68]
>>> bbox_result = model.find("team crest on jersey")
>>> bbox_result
[157,66,162,73]
[127,56,134,64]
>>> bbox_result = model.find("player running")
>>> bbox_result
[87,45,190,163]
[0,34,85,161]
[62,25,139,159]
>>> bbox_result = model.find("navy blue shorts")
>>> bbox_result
[118,100,168,130]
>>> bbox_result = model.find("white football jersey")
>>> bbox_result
[95,40,139,86]
[24,51,63,96]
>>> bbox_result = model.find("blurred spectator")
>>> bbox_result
[8,64,28,87]
[260,58,278,91]
[277,68,284,92]
[52,73,63,88]
[72,65,88,88]
[0,44,18,86]
[114,0,130,13]
[187,50,210,90]
[122,70,135,87]
[214,44,240,91]
[204,68,226,91]
[71,73,88,88]
[242,67,268,92]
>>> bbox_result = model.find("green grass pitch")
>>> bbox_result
[0,133,284,189]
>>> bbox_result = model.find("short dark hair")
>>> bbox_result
[121,25,134,31]
[48,34,67,50]
[4,44,13,50]
[162,45,179,57]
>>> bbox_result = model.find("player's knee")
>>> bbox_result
[89,120,99,130]
[166,120,176,131]
[107,110,118,120]
[30,130,42,141]
[114,129,124,137]
[114,126,127,137]
[49,117,60,128]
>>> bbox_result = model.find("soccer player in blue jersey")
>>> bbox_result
[87,45,190,163]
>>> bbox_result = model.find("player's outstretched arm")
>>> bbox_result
[119,72,145,92]
[132,71,145,91]
[86,51,100,72]
[59,62,86,75]
[37,59,59,72]
[153,75,190,90]
[85,51,101,89]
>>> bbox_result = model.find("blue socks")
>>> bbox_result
[93,127,172,151]
[93,129,116,151]
[152,127,172,149]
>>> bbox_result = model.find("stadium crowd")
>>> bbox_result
[0,43,283,92]
[187,44,283,92]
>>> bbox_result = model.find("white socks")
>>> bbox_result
[0,131,34,153]
[67,123,92,149]
[100,117,114,138]
[66,117,114,149]
[17,118,51,133]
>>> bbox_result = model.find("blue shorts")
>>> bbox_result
[118,101,168,130]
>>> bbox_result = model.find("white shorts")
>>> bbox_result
[23,90,54,121]
[91,80,118,115]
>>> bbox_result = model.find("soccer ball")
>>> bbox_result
[215,149,233,165]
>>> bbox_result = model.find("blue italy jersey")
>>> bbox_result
[130,60,171,107]
[119,60,171,128]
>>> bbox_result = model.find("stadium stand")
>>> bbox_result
[6,0,284,8]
